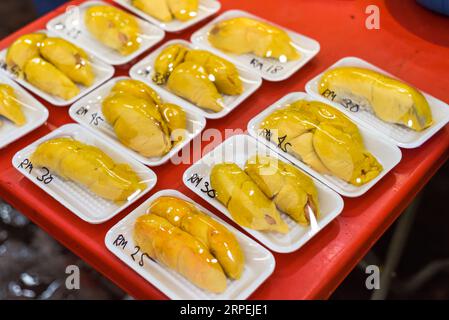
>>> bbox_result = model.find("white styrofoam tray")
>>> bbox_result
[247,92,403,198]
[69,76,207,166]
[105,189,276,300]
[0,74,48,149]
[305,57,449,149]
[0,30,114,106]
[191,10,321,82]
[183,134,344,253]
[47,1,165,66]
[129,39,262,119]
[113,0,221,33]
[12,123,157,224]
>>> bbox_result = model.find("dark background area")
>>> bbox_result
[0,0,448,300]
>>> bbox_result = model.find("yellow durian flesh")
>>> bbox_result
[167,61,224,112]
[30,138,146,202]
[210,163,289,234]
[0,84,26,126]
[111,79,162,106]
[259,99,382,186]
[245,155,320,226]
[152,44,189,85]
[133,214,227,293]
[132,0,172,22]
[208,17,299,62]
[24,57,79,100]
[318,66,433,131]
[185,50,243,96]
[39,37,95,87]
[85,5,141,56]
[132,0,198,22]
[259,107,316,144]
[167,0,199,21]
[6,33,46,75]
[102,93,172,158]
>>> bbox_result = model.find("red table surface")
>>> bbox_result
[1,0,448,300]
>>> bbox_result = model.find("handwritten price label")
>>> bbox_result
[113,234,153,267]
[187,173,216,199]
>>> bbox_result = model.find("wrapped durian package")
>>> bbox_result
[184,134,344,253]
[306,58,449,149]
[105,189,276,299]
[248,92,403,197]
[152,42,244,112]
[12,124,157,223]
[114,0,220,32]
[131,0,200,23]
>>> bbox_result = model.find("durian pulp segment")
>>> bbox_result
[133,213,227,293]
[24,57,80,100]
[5,33,46,75]
[210,163,289,233]
[167,61,224,112]
[85,5,141,56]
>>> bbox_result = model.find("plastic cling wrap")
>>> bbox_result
[318,66,433,132]
[105,189,275,299]
[184,134,344,253]
[113,0,220,33]
[0,30,114,106]
[47,1,165,65]
[69,77,206,166]
[258,99,383,187]
[305,57,449,148]
[0,74,48,148]
[191,10,320,81]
